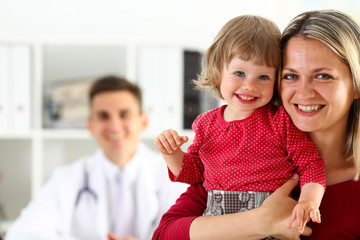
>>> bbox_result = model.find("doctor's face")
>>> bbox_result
[87,90,147,164]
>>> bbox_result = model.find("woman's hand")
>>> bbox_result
[260,174,312,239]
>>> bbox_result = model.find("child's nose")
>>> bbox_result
[242,78,257,92]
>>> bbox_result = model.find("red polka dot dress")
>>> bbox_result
[170,104,326,191]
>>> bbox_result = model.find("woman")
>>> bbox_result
[152,9,360,240]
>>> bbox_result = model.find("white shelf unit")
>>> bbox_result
[0,38,203,229]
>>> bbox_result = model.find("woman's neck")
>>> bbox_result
[309,130,345,167]
[309,129,355,185]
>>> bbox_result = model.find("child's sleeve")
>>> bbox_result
[275,106,326,189]
[168,114,205,185]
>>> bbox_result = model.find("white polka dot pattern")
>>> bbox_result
[171,104,326,192]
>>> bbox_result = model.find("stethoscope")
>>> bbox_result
[74,164,98,207]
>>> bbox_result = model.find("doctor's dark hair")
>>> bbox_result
[89,75,143,112]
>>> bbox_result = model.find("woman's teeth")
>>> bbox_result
[298,104,321,112]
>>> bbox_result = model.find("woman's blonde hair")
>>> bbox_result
[195,15,281,100]
[280,9,360,180]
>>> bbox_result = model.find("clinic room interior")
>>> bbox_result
[0,0,359,236]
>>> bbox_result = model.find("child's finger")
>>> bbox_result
[154,137,167,153]
[156,134,174,153]
[165,129,181,142]
[167,130,188,147]
[296,209,305,233]
[298,222,306,234]
[163,130,181,150]
[288,216,296,228]
[156,131,177,153]
[288,211,297,228]
[180,136,189,144]
[299,210,310,234]
[316,211,321,223]
[310,209,321,223]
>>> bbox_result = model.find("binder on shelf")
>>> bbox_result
[137,47,183,135]
[9,45,31,132]
[159,48,182,131]
[0,46,10,132]
[137,47,161,134]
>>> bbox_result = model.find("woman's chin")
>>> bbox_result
[292,118,319,133]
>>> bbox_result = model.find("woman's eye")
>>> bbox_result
[283,74,298,80]
[235,71,245,77]
[316,73,332,80]
[258,75,269,80]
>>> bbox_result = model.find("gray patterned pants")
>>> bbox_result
[204,190,277,240]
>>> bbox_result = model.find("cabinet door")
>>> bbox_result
[0,140,31,221]
[0,45,31,133]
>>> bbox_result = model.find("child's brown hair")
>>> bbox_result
[194,15,281,100]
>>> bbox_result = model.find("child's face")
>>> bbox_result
[220,56,276,120]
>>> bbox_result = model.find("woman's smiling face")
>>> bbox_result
[280,36,355,134]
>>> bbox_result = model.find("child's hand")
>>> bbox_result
[154,129,188,155]
[288,200,321,234]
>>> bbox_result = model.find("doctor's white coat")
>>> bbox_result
[5,143,187,240]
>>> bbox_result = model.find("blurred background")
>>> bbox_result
[0,0,359,234]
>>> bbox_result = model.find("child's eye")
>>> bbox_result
[258,75,269,80]
[235,71,245,77]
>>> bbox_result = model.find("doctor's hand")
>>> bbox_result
[107,233,138,240]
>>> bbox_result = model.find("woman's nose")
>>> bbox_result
[296,78,316,99]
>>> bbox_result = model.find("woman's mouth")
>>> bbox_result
[296,104,323,112]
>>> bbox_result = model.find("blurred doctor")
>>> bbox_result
[5,75,186,240]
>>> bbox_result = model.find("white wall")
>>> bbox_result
[0,0,359,47]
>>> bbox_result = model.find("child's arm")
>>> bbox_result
[288,182,325,234]
[154,129,188,177]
